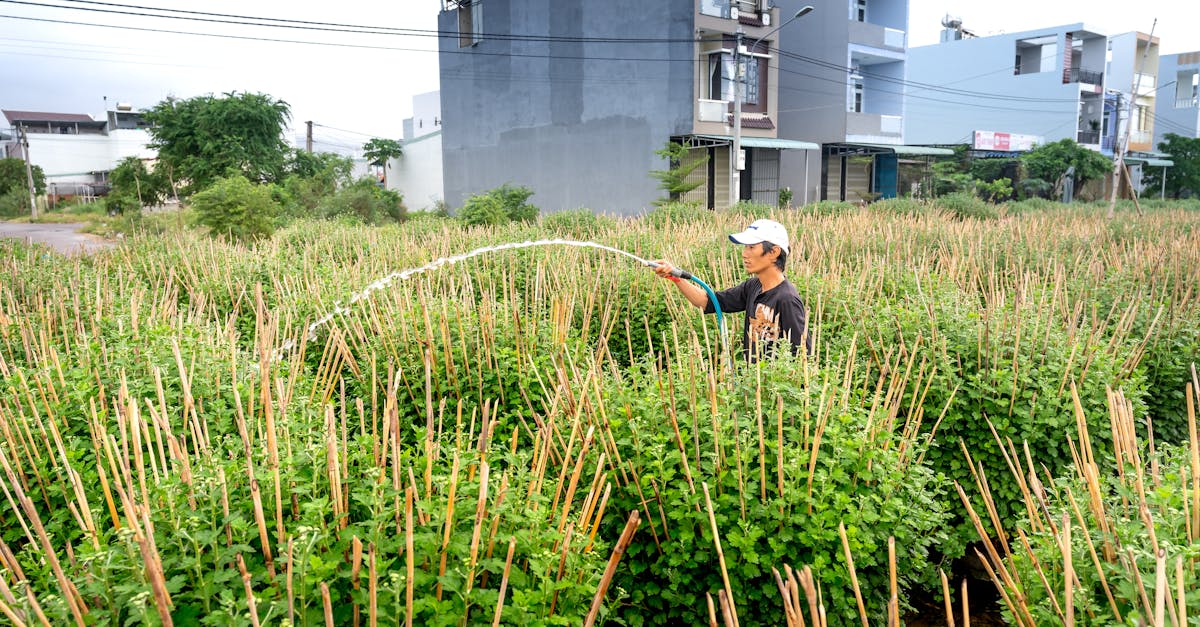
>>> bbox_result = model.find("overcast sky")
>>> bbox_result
[1,1,1195,154]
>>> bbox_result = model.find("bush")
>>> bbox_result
[0,189,29,218]
[727,201,775,220]
[109,156,171,208]
[869,197,929,217]
[643,201,709,228]
[319,178,406,225]
[798,200,858,216]
[605,355,952,626]
[458,184,538,226]
[541,208,616,239]
[1004,197,1058,214]
[1019,177,1054,199]
[0,157,45,197]
[934,191,998,219]
[190,174,280,242]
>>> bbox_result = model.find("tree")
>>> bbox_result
[109,156,171,209]
[362,138,404,187]
[190,174,281,242]
[0,157,45,196]
[1143,133,1200,199]
[650,141,708,205]
[144,92,291,195]
[1020,139,1111,198]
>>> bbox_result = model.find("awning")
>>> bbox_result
[1127,157,1174,167]
[855,143,955,156]
[693,134,819,150]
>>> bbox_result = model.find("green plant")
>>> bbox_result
[109,156,172,208]
[778,186,793,208]
[542,208,616,239]
[319,177,407,225]
[643,201,709,228]
[189,174,281,242]
[458,184,539,226]
[933,191,997,219]
[1020,139,1112,193]
[975,177,1013,203]
[0,156,45,197]
[650,141,708,205]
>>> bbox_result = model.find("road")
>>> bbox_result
[0,222,112,255]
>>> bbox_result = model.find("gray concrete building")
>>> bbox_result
[1153,51,1200,146]
[437,0,920,214]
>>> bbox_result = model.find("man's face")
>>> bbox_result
[741,242,777,275]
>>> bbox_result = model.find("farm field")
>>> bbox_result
[0,200,1198,626]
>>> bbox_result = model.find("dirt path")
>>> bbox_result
[0,222,112,255]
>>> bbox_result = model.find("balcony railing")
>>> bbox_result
[1134,73,1156,96]
[698,99,727,123]
[1069,68,1104,85]
[847,112,902,137]
[1076,130,1100,145]
[1177,97,1200,108]
[847,20,906,51]
[1130,130,1152,145]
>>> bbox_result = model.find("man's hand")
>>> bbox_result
[650,260,677,280]
[650,259,710,310]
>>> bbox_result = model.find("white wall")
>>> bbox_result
[389,131,443,211]
[25,129,154,183]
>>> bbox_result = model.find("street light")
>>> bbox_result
[731,5,814,207]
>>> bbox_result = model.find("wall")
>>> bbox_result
[390,131,443,211]
[906,26,1086,146]
[438,0,695,215]
[24,129,154,183]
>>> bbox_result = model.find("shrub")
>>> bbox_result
[727,201,775,220]
[190,174,280,242]
[319,178,406,225]
[0,189,29,218]
[541,208,616,239]
[976,177,1013,203]
[934,191,998,219]
[869,197,929,217]
[778,186,793,208]
[798,200,858,216]
[643,201,709,228]
[109,156,171,208]
[1019,177,1054,199]
[1004,197,1058,214]
[458,184,538,226]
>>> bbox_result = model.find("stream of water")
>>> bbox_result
[276,239,661,355]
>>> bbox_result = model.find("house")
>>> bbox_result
[1153,51,1200,146]
[2,106,156,198]
[436,0,931,213]
[389,91,444,211]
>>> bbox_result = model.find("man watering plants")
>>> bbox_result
[652,219,812,361]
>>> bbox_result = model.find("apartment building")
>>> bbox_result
[1153,51,1200,146]
[907,24,1161,156]
[437,0,923,213]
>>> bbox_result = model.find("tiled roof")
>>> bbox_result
[728,115,775,130]
[3,110,95,125]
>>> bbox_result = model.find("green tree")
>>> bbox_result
[1020,138,1111,198]
[277,150,354,219]
[0,158,45,217]
[1143,133,1200,199]
[144,92,291,195]
[650,141,708,205]
[109,156,171,209]
[190,174,281,243]
[362,138,404,187]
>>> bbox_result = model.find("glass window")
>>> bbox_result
[701,0,731,18]
[708,52,758,105]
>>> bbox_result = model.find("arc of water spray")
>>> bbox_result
[275,238,726,356]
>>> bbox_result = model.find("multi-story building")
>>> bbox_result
[907,24,1161,158]
[436,0,926,213]
[1153,51,1200,146]
[392,90,445,211]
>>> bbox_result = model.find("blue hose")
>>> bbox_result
[688,275,727,340]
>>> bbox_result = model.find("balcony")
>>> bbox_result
[1130,130,1152,145]
[698,99,727,123]
[1177,97,1200,108]
[1068,68,1104,85]
[847,112,902,138]
[1134,73,1156,96]
[1076,130,1100,145]
[847,20,906,52]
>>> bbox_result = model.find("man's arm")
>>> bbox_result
[650,261,711,309]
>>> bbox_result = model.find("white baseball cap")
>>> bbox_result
[728,219,790,255]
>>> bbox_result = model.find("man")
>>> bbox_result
[653,219,812,361]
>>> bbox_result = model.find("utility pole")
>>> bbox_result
[305,120,313,153]
[730,6,814,208]
[1107,18,1156,218]
[19,125,37,219]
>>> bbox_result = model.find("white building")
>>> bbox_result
[390,90,444,211]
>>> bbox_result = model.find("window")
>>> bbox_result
[700,0,731,19]
[458,1,482,47]
[850,78,863,112]
[708,52,760,105]
[855,0,866,22]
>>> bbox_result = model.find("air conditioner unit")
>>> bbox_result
[730,6,739,20]
[761,12,771,26]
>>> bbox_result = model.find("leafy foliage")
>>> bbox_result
[1020,138,1112,192]
[649,141,708,205]
[541,208,616,239]
[0,156,45,196]
[190,174,281,242]
[458,184,539,226]
[1143,132,1200,198]
[362,138,404,167]
[319,177,407,225]
[145,91,292,195]
[109,156,172,209]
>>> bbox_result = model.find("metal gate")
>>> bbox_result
[750,148,779,205]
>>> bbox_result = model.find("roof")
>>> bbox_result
[1127,157,1174,167]
[695,134,819,151]
[3,110,96,125]
[855,143,955,156]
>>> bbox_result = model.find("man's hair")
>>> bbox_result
[760,241,787,271]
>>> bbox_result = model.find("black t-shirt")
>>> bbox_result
[704,277,812,360]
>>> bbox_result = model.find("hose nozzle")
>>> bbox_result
[646,261,693,281]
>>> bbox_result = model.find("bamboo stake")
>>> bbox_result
[583,510,641,627]
[702,482,739,627]
[320,582,334,627]
[838,522,869,627]
[368,544,377,627]
[237,554,261,627]
[492,536,517,627]
[1064,513,1073,627]
[939,569,955,627]
[351,536,363,627]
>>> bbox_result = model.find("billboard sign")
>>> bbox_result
[973,130,1042,152]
